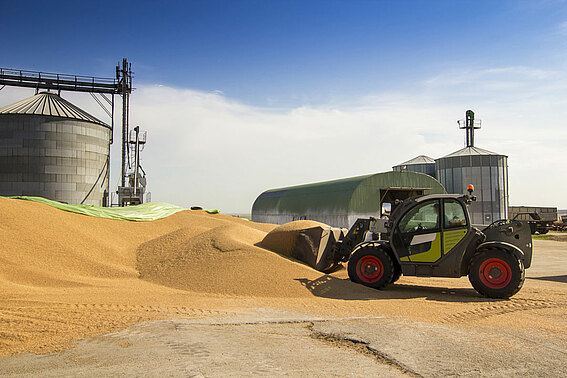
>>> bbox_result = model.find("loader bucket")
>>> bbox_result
[260,221,346,273]
[293,226,345,272]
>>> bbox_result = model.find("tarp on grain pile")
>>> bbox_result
[4,196,218,221]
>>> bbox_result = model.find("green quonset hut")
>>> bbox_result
[252,171,446,228]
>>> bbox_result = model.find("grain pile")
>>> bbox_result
[0,197,328,297]
[136,221,325,297]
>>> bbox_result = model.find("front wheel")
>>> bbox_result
[348,247,395,289]
[390,263,402,284]
[468,248,525,298]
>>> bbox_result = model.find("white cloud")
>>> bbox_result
[129,86,446,211]
[126,82,566,211]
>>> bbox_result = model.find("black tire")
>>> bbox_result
[390,263,402,284]
[348,246,394,289]
[468,248,525,299]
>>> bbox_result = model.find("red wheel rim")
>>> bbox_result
[479,258,512,289]
[357,255,384,283]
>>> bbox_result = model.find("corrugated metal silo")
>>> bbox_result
[435,111,508,225]
[392,155,436,178]
[0,92,111,206]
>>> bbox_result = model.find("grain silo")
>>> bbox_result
[435,110,508,225]
[392,155,436,177]
[252,171,446,228]
[0,91,111,206]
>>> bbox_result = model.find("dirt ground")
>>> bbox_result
[0,198,566,376]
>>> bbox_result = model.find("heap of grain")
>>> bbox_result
[0,197,330,298]
[136,221,325,297]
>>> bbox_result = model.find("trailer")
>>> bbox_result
[508,206,557,234]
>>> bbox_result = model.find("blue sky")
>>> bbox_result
[4,0,565,106]
[1,0,567,212]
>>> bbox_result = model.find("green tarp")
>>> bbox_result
[3,196,220,221]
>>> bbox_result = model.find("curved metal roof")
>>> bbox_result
[393,155,435,167]
[0,92,109,127]
[440,146,505,158]
[252,171,446,216]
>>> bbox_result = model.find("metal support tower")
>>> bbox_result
[116,59,132,188]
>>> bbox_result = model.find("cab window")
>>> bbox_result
[444,200,467,228]
[397,200,440,233]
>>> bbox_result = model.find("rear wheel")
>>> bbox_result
[468,248,525,298]
[348,247,394,289]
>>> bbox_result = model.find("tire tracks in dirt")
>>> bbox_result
[442,297,566,324]
[0,302,233,357]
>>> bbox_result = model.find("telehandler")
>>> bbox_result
[293,186,532,298]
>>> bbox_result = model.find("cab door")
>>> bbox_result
[392,200,443,263]
[441,198,469,255]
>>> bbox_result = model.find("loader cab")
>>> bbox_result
[390,195,470,264]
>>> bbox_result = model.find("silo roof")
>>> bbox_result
[394,155,435,166]
[0,92,109,128]
[441,146,506,158]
